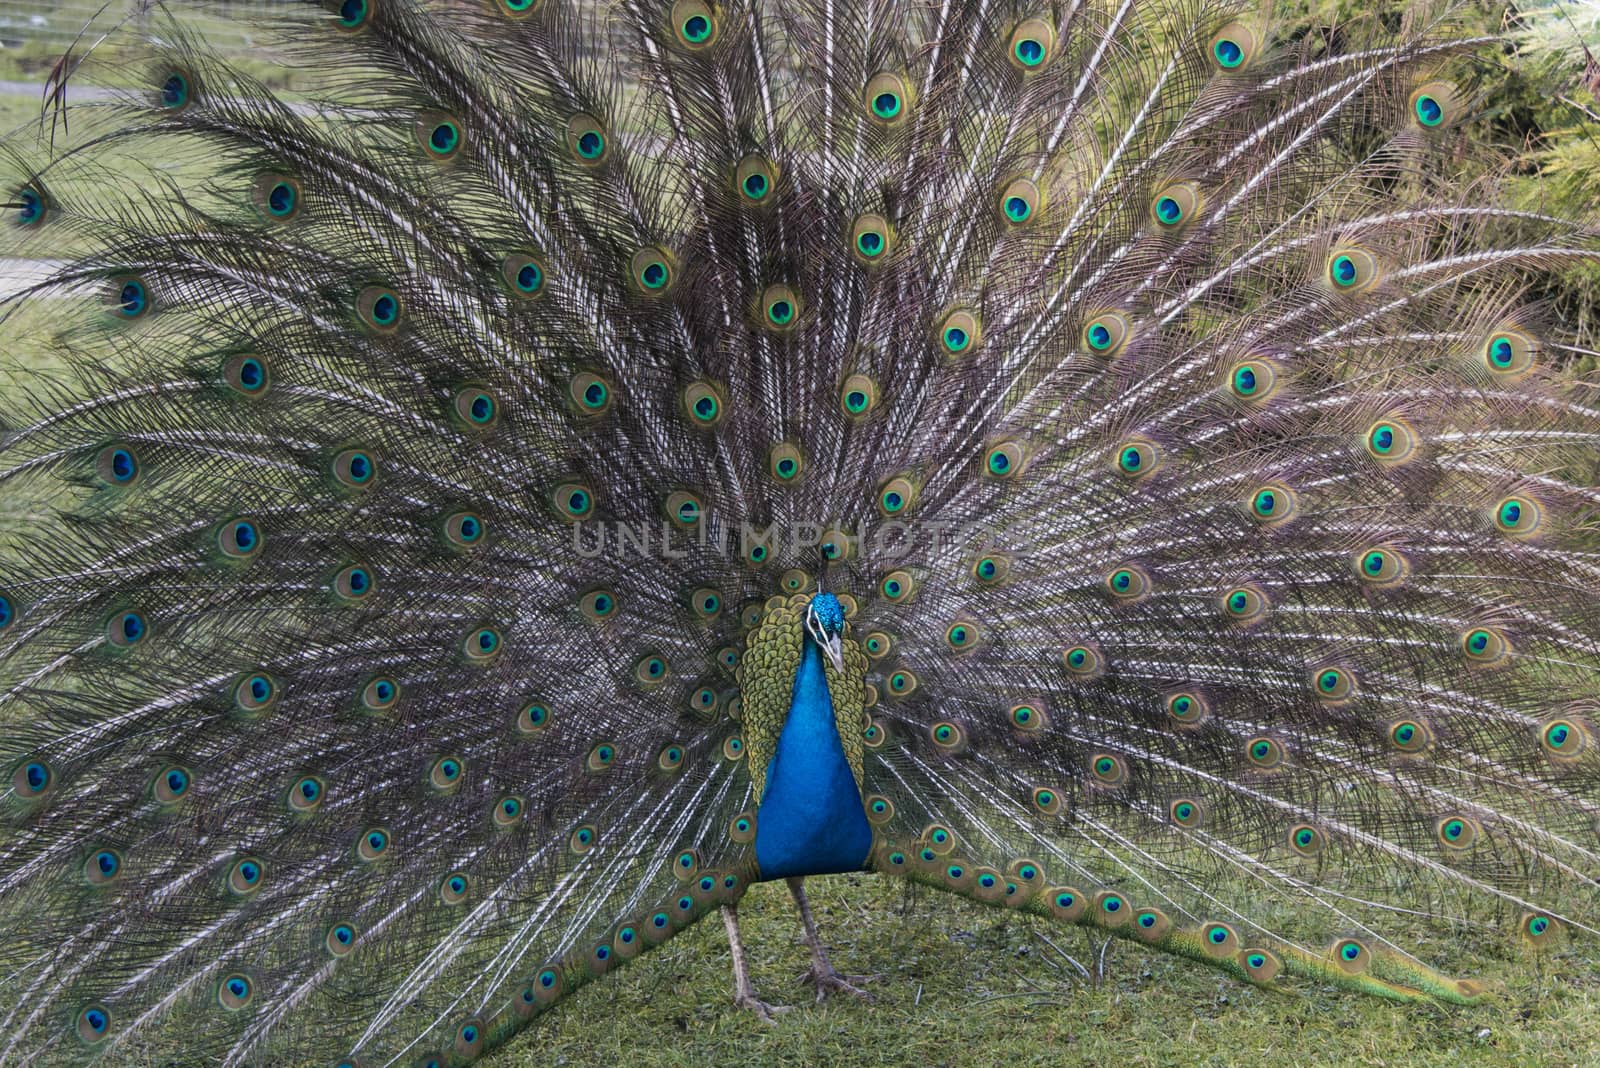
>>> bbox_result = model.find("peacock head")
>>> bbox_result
[805,592,845,673]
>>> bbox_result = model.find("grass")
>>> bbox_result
[487,874,1599,1068]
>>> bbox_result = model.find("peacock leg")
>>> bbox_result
[786,877,877,1002]
[720,903,790,1023]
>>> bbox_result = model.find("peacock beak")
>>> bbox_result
[822,633,844,674]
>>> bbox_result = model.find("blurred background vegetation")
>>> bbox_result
[0,3,1594,1066]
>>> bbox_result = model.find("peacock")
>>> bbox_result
[1,0,1597,1063]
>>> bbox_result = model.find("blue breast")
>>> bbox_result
[753,639,873,880]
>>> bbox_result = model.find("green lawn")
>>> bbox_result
[491,873,1598,1068]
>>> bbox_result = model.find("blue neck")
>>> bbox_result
[753,639,873,880]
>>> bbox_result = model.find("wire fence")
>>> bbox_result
[0,1,290,53]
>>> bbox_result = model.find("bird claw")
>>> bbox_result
[798,964,878,1003]
[734,993,793,1024]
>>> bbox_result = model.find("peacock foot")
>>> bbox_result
[798,962,878,1003]
[734,992,794,1024]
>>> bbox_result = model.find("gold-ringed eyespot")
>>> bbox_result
[1326,246,1379,291]
[864,72,911,123]
[330,447,377,490]
[453,385,501,428]
[76,1004,112,1044]
[462,626,502,663]
[108,275,150,319]
[252,172,302,222]
[1388,719,1433,754]
[1521,911,1561,947]
[287,774,324,813]
[689,587,722,621]
[1007,18,1056,69]
[877,476,915,516]
[670,0,717,48]
[356,827,391,861]
[865,795,895,825]
[1364,418,1418,465]
[586,741,618,773]
[1046,886,1088,922]
[998,177,1041,224]
[1227,358,1278,403]
[760,284,801,330]
[1008,702,1046,732]
[1164,691,1208,726]
[819,527,853,562]
[1082,312,1130,357]
[735,154,778,203]
[552,482,594,520]
[157,68,195,108]
[13,759,52,800]
[567,824,597,853]
[1354,545,1407,586]
[840,373,880,418]
[502,251,547,299]
[1114,437,1159,479]
[332,564,375,603]
[83,847,123,887]
[1246,736,1285,770]
[439,871,472,905]
[221,353,270,396]
[862,632,891,659]
[1209,22,1259,69]
[779,569,809,595]
[1200,922,1239,957]
[929,721,965,751]
[1409,81,1458,128]
[217,973,253,1011]
[722,734,745,761]
[1169,798,1204,828]
[1311,665,1355,701]
[232,672,277,715]
[1332,938,1370,973]
[325,921,358,958]
[428,755,465,792]
[105,609,149,648]
[227,856,266,895]
[564,113,607,165]
[1150,181,1200,231]
[1104,565,1150,602]
[769,442,804,482]
[937,308,981,355]
[1031,786,1063,815]
[429,512,484,556]
[1435,815,1480,850]
[972,553,1010,585]
[1482,328,1537,379]
[633,654,669,687]
[94,443,141,487]
[1461,627,1510,666]
[1221,584,1269,624]
[862,718,886,747]
[1248,483,1297,525]
[1093,890,1131,927]
[569,372,612,415]
[688,686,720,716]
[1493,495,1542,538]
[630,247,675,294]
[578,588,617,622]
[944,620,981,651]
[1288,823,1323,856]
[416,113,464,161]
[879,569,914,602]
[1088,753,1127,787]
[1062,643,1102,678]
[1239,948,1282,983]
[984,440,1024,479]
[1539,717,1587,761]
[663,490,704,528]
[361,676,400,712]
[1132,908,1171,942]
[682,380,726,427]
[851,214,892,263]
[151,764,189,804]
